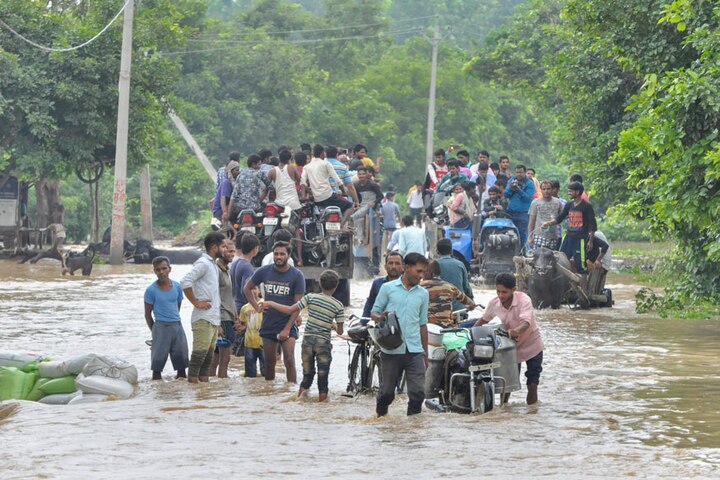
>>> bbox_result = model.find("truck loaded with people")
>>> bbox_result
[213,143,387,306]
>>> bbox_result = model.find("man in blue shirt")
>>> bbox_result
[371,252,430,416]
[362,251,404,318]
[144,256,187,381]
[504,164,536,249]
[436,238,474,313]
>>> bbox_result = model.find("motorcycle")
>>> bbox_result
[292,201,324,266]
[424,322,520,414]
[261,201,285,247]
[235,208,267,265]
[319,206,351,268]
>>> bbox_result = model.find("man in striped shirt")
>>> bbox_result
[264,270,345,402]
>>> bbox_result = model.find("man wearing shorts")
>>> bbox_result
[244,241,306,382]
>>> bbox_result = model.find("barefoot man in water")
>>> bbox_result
[474,272,544,404]
[244,241,305,383]
[144,256,188,380]
[181,232,226,383]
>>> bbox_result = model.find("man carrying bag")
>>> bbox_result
[371,252,430,416]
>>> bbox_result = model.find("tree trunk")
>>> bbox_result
[35,179,61,227]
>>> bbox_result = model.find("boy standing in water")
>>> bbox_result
[238,286,266,378]
[264,270,345,401]
[144,256,188,380]
[474,272,543,404]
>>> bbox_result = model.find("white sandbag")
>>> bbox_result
[0,352,45,370]
[81,355,138,385]
[75,374,134,399]
[67,392,110,404]
[63,354,98,375]
[38,391,82,405]
[38,361,69,378]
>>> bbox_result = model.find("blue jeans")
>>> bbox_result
[507,210,529,250]
[244,347,265,378]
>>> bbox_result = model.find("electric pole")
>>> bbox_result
[425,21,440,169]
[139,163,153,241]
[109,0,134,264]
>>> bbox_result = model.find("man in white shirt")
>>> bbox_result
[300,144,356,227]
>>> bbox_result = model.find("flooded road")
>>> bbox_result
[1,261,719,479]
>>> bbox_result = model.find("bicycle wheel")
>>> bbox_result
[348,345,365,393]
[366,350,381,391]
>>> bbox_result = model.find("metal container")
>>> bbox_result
[490,326,521,393]
[427,323,445,346]
[424,346,446,398]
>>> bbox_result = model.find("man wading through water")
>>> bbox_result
[371,252,430,416]
[181,232,226,383]
[244,241,305,383]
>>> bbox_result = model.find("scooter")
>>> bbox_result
[425,322,520,414]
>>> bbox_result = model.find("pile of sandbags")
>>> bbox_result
[0,352,137,404]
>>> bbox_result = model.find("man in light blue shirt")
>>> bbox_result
[371,252,429,416]
[397,215,427,256]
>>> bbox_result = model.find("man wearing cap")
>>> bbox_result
[213,159,241,227]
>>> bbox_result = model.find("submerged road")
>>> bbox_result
[0,260,718,478]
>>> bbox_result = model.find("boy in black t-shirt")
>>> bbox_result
[542,182,597,273]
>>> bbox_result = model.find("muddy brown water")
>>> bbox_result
[1,261,718,479]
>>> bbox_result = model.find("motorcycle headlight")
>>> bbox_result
[472,345,494,360]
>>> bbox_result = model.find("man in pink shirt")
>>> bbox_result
[474,272,544,404]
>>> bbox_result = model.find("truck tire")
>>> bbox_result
[334,279,350,306]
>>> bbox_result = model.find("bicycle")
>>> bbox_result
[344,316,381,396]
[344,315,408,397]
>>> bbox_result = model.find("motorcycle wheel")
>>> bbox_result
[480,380,494,413]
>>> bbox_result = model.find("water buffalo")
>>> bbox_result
[526,247,571,309]
[133,239,202,265]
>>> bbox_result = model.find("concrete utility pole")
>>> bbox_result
[109,0,134,264]
[139,163,153,241]
[425,22,441,169]
[167,109,217,182]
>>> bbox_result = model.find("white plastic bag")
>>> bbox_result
[75,374,134,399]
[67,392,110,404]
[0,352,45,370]
[38,361,68,378]
[81,356,137,385]
[64,354,98,375]
[38,391,82,405]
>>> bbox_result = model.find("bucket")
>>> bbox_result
[490,327,521,393]
[427,324,444,346]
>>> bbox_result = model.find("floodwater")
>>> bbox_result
[0,260,718,479]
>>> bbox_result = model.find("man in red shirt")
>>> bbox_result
[475,272,544,405]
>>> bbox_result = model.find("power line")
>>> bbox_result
[160,27,424,56]
[0,0,132,53]
[191,15,437,39]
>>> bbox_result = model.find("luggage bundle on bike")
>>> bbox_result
[425,323,520,414]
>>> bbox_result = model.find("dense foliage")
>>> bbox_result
[472,0,720,303]
[2,0,553,241]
